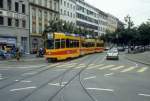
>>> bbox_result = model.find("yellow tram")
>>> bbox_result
[44,32,104,62]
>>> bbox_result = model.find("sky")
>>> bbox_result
[86,0,150,26]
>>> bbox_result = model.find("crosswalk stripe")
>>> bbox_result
[99,65,115,70]
[87,64,104,69]
[110,66,125,71]
[121,66,136,72]
[137,67,148,73]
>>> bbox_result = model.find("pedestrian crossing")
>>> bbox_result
[55,62,149,73]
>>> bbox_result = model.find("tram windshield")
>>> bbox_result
[46,40,54,49]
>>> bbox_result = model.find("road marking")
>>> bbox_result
[0,69,9,70]
[22,72,37,76]
[110,66,125,71]
[87,64,104,69]
[10,86,36,92]
[0,78,4,80]
[138,93,150,97]
[49,82,67,87]
[21,80,32,83]
[84,76,96,80]
[54,69,66,71]
[121,66,136,72]
[75,65,85,69]
[15,80,19,81]
[104,73,114,77]
[137,67,148,73]
[89,64,95,66]
[86,88,114,92]
[99,65,115,70]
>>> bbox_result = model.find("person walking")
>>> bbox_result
[16,48,20,61]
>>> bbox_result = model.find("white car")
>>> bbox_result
[106,49,119,60]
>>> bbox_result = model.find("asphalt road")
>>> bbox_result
[0,52,150,101]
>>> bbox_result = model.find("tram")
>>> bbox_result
[44,32,104,62]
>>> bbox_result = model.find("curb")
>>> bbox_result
[126,56,150,66]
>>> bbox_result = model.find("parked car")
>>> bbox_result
[0,50,11,59]
[118,46,125,52]
[106,49,119,60]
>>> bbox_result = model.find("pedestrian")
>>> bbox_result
[16,48,20,61]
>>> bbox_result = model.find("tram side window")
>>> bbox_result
[55,39,60,49]
[66,39,70,48]
[70,40,74,48]
[61,39,65,48]
[76,41,79,47]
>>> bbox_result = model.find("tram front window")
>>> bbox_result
[46,40,54,49]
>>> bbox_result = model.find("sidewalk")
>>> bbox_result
[0,54,45,63]
[126,51,150,65]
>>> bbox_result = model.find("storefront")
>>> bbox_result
[0,37,16,51]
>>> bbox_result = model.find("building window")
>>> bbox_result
[38,10,42,20]
[38,0,42,5]
[0,16,4,25]
[67,3,69,8]
[64,10,66,15]
[15,2,19,12]
[0,0,3,8]
[22,4,25,14]
[49,0,52,9]
[7,0,11,10]
[15,19,19,27]
[45,0,47,7]
[67,11,69,16]
[22,20,26,28]
[8,18,12,26]
[54,2,57,11]
[64,1,66,6]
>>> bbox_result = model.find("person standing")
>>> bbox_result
[16,48,20,61]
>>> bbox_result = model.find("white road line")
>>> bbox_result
[49,82,67,87]
[138,93,150,97]
[121,66,136,72]
[89,64,95,66]
[0,69,9,70]
[0,78,4,80]
[104,73,114,77]
[21,80,32,83]
[86,88,114,92]
[75,66,85,69]
[84,76,96,80]
[110,66,125,71]
[87,64,104,69]
[99,65,115,70]
[10,86,36,92]
[22,72,37,76]
[137,67,148,73]
[54,69,66,71]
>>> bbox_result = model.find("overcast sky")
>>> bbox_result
[86,0,150,25]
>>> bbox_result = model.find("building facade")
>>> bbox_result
[76,0,99,35]
[97,10,108,36]
[106,14,118,33]
[0,0,29,53]
[59,0,76,24]
[29,0,59,53]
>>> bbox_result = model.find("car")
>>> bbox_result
[118,46,125,52]
[106,49,119,60]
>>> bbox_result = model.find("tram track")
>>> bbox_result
[47,54,101,101]
[57,54,105,101]
[16,55,91,101]
[0,56,87,90]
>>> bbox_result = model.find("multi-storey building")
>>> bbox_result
[0,0,29,53]
[29,0,59,53]
[76,0,99,35]
[106,14,118,33]
[97,10,108,36]
[59,0,76,24]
